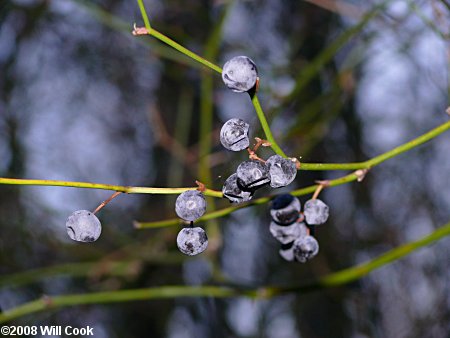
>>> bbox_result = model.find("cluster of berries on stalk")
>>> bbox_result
[63,55,330,264]
[221,57,298,203]
[269,194,329,262]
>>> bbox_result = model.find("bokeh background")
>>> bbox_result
[0,0,449,337]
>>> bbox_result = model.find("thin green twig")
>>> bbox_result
[2,220,449,323]
[0,178,223,198]
[135,119,450,227]
[136,0,151,30]
[251,95,287,157]
[135,171,360,228]
[1,119,448,202]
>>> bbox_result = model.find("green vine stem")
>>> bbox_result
[0,255,183,289]
[133,118,449,228]
[0,178,223,198]
[2,220,449,323]
[300,119,450,170]
[135,171,361,228]
[1,118,448,208]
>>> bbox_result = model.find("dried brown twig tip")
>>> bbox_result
[93,191,122,214]
[255,77,260,93]
[291,157,301,169]
[355,169,369,182]
[195,180,206,192]
[132,24,149,36]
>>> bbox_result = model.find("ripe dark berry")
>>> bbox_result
[220,118,250,151]
[222,173,253,203]
[176,227,208,256]
[175,190,207,222]
[269,221,308,244]
[270,195,301,225]
[266,155,297,188]
[303,199,329,225]
[236,160,270,190]
[279,241,295,261]
[222,56,258,93]
[66,210,102,242]
[292,235,319,263]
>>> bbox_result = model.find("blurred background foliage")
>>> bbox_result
[0,0,449,337]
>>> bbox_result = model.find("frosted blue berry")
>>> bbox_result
[266,155,297,188]
[220,118,250,151]
[176,227,208,256]
[66,210,102,242]
[269,221,308,244]
[270,195,301,225]
[236,160,270,190]
[293,235,319,263]
[222,56,258,93]
[175,190,206,222]
[279,242,295,262]
[303,199,329,225]
[222,173,253,203]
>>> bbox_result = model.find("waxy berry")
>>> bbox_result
[270,194,301,225]
[176,227,208,256]
[266,155,297,188]
[303,199,329,225]
[66,210,102,243]
[293,235,319,263]
[279,242,295,262]
[175,190,207,222]
[222,173,253,203]
[269,221,308,244]
[222,56,258,93]
[220,118,250,151]
[236,160,270,190]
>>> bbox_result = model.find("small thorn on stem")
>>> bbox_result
[93,191,122,215]
[255,77,260,93]
[355,169,369,182]
[195,180,206,192]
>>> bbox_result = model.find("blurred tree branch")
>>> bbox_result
[2,220,449,323]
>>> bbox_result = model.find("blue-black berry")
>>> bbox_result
[292,235,319,263]
[266,155,297,188]
[66,210,102,243]
[270,194,301,225]
[222,56,258,93]
[175,190,207,222]
[303,199,329,225]
[220,118,250,151]
[236,160,270,190]
[222,173,253,203]
[176,227,208,256]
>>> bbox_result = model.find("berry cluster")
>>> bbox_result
[269,194,329,263]
[220,57,298,204]
[63,55,329,265]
